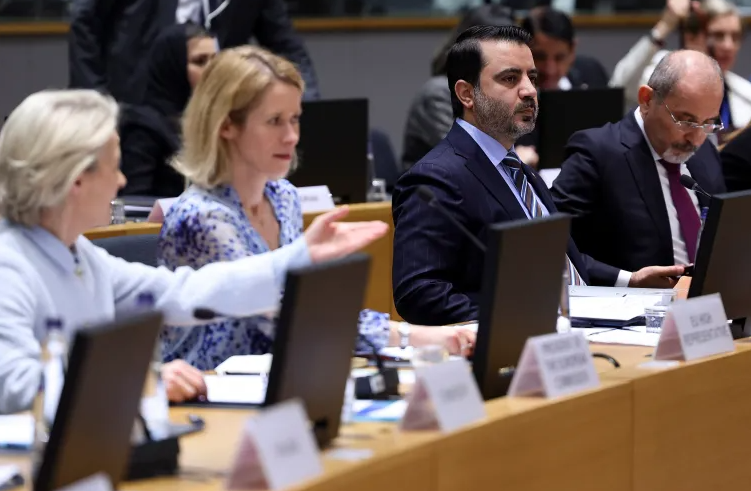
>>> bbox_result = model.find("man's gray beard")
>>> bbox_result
[473,88,537,143]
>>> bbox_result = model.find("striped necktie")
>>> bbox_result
[501,151,585,286]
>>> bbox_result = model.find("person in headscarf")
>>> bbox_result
[118,22,217,198]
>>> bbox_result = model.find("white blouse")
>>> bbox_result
[0,220,311,414]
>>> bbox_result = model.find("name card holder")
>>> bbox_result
[400,359,486,433]
[654,293,735,362]
[298,186,336,214]
[508,331,600,398]
[226,399,323,490]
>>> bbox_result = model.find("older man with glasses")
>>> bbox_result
[551,49,727,278]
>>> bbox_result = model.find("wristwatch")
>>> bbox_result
[397,322,411,349]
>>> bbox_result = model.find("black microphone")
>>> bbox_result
[194,308,399,399]
[416,185,487,253]
[679,174,712,199]
[354,334,399,400]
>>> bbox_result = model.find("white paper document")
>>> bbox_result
[585,326,661,347]
[0,414,33,449]
[215,354,273,375]
[204,375,266,404]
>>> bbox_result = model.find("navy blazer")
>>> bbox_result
[551,111,727,273]
[392,123,620,326]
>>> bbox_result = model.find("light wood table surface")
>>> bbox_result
[600,340,751,491]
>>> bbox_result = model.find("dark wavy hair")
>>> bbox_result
[431,5,517,77]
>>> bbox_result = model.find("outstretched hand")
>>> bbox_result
[304,206,389,263]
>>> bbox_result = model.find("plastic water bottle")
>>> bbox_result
[32,318,68,476]
[557,265,572,333]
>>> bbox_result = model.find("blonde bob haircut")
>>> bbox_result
[0,89,119,227]
[174,45,305,188]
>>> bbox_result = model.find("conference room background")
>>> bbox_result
[0,24,750,159]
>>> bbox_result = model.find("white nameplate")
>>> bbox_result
[57,473,113,491]
[654,293,734,361]
[226,399,323,490]
[400,358,485,432]
[508,331,600,398]
[298,186,335,213]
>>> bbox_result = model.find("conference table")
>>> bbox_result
[4,341,751,491]
[21,204,747,490]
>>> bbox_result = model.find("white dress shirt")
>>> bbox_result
[176,0,203,24]
[633,108,700,265]
[0,220,311,414]
[455,118,631,287]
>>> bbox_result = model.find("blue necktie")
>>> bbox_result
[501,151,585,286]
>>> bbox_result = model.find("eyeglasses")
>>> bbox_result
[663,103,724,134]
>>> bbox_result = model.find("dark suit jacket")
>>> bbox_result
[392,123,620,326]
[68,0,319,105]
[551,111,726,273]
[567,55,610,90]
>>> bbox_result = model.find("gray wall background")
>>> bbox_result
[1,28,749,159]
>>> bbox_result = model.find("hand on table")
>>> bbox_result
[629,265,684,288]
[161,359,207,403]
[411,326,476,357]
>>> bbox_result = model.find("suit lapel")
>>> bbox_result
[621,113,673,249]
[447,125,528,221]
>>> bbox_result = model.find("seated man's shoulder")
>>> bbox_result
[407,143,461,176]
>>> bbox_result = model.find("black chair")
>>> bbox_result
[92,234,160,267]
[370,128,400,192]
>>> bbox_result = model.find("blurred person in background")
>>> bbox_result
[68,0,320,107]
[401,5,539,172]
[520,7,610,92]
[610,0,750,139]
[118,23,217,198]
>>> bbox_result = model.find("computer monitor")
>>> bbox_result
[536,88,624,169]
[264,253,371,448]
[289,98,369,204]
[688,190,751,325]
[472,214,572,400]
[34,312,163,491]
